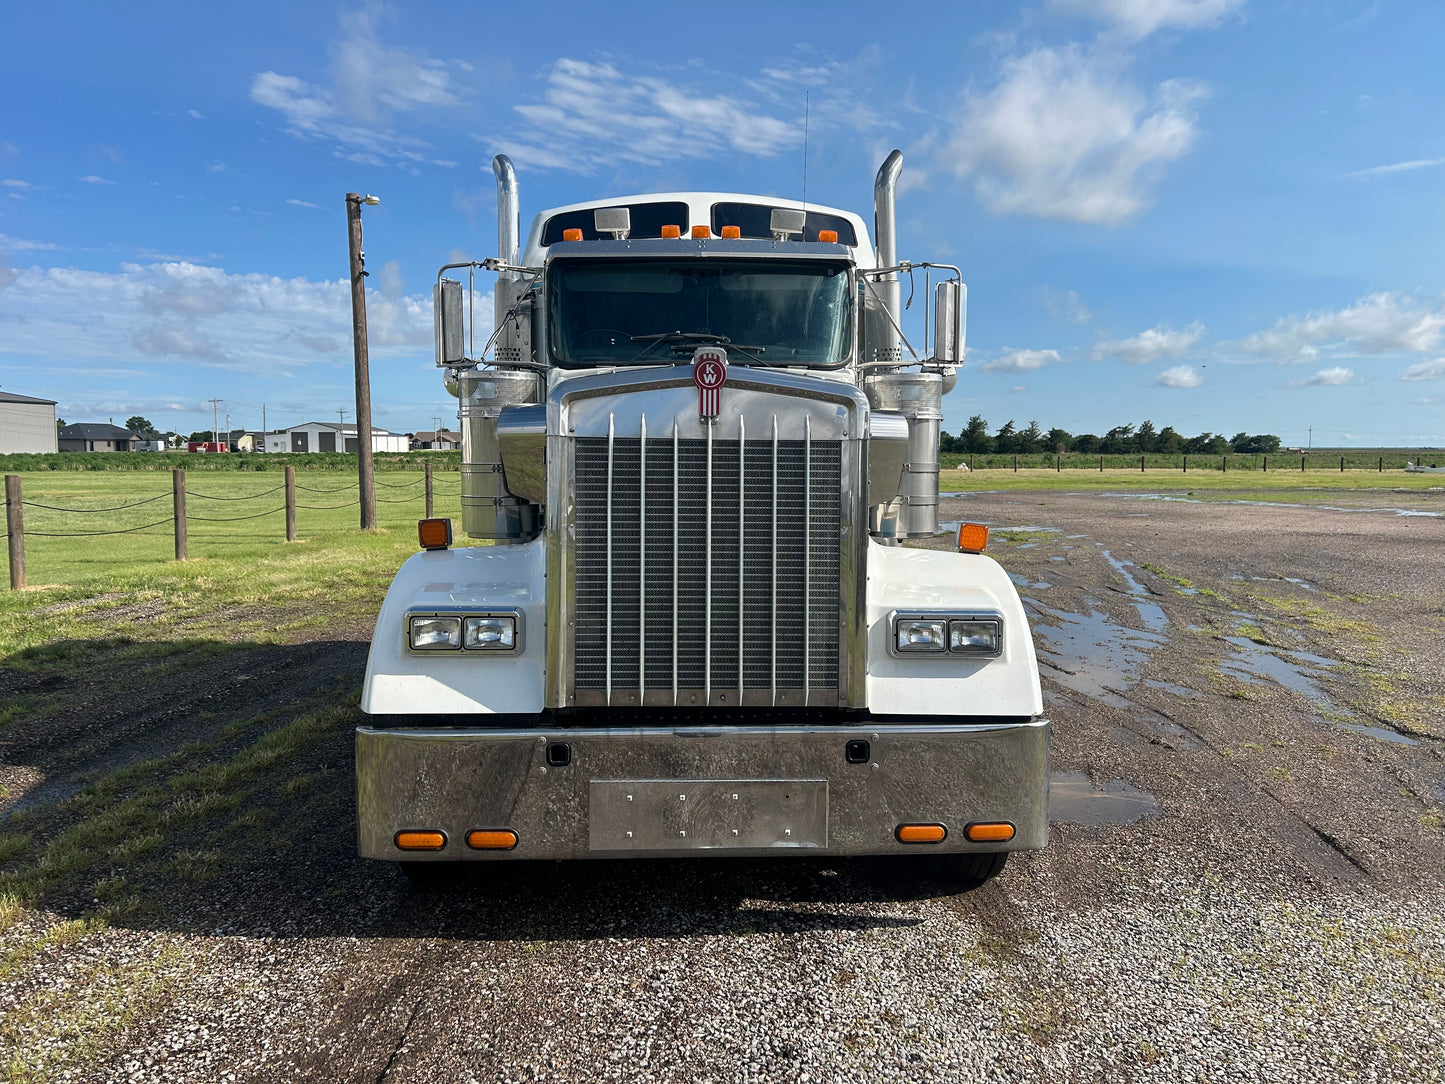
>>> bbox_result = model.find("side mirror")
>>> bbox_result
[933,280,966,363]
[435,279,465,366]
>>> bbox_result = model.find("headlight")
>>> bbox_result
[895,618,947,653]
[949,618,1002,656]
[464,616,516,650]
[409,615,461,650]
[890,612,1003,658]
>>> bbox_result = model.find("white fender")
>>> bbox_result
[362,539,547,714]
[865,541,1042,716]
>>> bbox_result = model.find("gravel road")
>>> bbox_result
[3,486,1443,1082]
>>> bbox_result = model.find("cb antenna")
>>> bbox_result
[802,91,810,211]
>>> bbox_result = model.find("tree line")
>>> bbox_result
[941,417,1283,456]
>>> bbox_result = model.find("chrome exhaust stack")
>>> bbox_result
[870,149,904,367]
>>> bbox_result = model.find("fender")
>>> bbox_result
[865,541,1042,716]
[362,538,547,714]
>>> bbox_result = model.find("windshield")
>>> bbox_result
[548,258,850,367]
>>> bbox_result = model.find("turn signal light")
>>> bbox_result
[418,517,452,550]
[720,225,741,239]
[966,822,1015,842]
[467,829,519,850]
[957,523,989,554]
[896,824,947,844]
[660,224,682,239]
[691,225,711,239]
[818,229,838,243]
[562,228,583,242]
[395,830,446,851]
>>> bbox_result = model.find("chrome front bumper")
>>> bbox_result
[356,718,1050,861]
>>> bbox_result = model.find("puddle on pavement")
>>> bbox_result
[1219,637,1421,746]
[1102,549,1169,632]
[1101,493,1442,518]
[1008,571,1053,590]
[1251,574,1317,591]
[1029,598,1168,710]
[1050,770,1162,826]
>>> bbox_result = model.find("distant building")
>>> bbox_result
[411,429,460,450]
[265,421,408,454]
[58,422,139,453]
[0,391,59,454]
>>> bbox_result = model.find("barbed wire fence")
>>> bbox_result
[3,463,462,590]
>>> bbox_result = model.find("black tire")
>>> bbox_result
[919,850,1008,892]
[398,861,462,887]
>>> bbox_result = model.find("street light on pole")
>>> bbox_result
[346,192,381,529]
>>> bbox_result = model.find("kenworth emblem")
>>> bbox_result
[693,347,728,419]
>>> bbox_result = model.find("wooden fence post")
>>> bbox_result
[172,469,187,561]
[1340,456,1345,472]
[1140,455,1145,472]
[1263,455,1268,472]
[969,455,974,471]
[1223,456,1228,472]
[285,466,297,542]
[1378,456,1383,473]
[1183,455,1188,473]
[425,461,434,518]
[5,475,24,590]
[1301,456,1305,472]
[1099,455,1104,472]
[1056,455,1061,473]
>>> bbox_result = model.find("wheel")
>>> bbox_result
[919,851,1008,892]
[397,861,462,887]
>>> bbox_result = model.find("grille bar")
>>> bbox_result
[573,425,841,705]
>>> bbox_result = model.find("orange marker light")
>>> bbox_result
[957,523,989,554]
[660,224,682,239]
[896,824,947,844]
[720,225,741,239]
[562,228,583,242]
[467,829,519,850]
[418,517,452,550]
[818,229,838,243]
[691,225,711,239]
[395,830,446,851]
[966,822,1016,842]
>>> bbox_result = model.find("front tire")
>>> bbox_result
[920,850,1008,892]
[398,861,462,887]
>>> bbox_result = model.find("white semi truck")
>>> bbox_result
[358,150,1048,888]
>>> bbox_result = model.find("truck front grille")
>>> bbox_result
[572,423,841,706]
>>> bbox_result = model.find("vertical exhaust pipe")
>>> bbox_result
[492,154,521,334]
[873,149,904,366]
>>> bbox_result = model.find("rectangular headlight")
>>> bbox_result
[950,618,1002,656]
[895,618,947,653]
[409,615,461,650]
[464,616,516,651]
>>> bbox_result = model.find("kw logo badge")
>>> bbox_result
[692,347,728,419]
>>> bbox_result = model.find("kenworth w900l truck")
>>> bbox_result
[357,150,1048,888]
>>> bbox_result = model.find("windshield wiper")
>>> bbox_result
[626,330,729,364]
[668,342,768,364]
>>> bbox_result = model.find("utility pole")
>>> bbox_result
[346,192,380,529]
[262,404,267,435]
[338,408,348,427]
[207,398,222,446]
[225,412,230,450]
[1308,426,1312,452]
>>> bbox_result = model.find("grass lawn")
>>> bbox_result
[938,466,1445,496]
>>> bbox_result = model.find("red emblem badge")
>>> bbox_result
[693,347,728,419]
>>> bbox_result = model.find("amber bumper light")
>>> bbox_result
[966,822,1015,842]
[467,829,519,850]
[896,824,947,844]
[395,830,446,851]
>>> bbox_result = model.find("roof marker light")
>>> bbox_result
[562,228,583,242]
[818,229,838,243]
[660,224,681,239]
[691,225,711,239]
[720,225,741,239]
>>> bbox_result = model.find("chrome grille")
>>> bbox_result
[573,420,842,706]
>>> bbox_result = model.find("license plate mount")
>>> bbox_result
[588,779,828,851]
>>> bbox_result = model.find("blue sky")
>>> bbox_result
[2,0,1443,446]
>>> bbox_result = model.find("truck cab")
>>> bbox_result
[357,151,1048,888]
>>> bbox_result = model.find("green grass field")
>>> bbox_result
[937,466,1445,494]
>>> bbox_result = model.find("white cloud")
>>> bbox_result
[1399,358,1445,381]
[1009,385,1028,394]
[0,233,60,252]
[1153,364,1201,387]
[1293,366,1356,387]
[188,109,204,119]
[938,45,1206,224]
[499,58,800,172]
[1343,158,1444,180]
[250,12,464,164]
[377,260,404,298]
[206,161,226,173]
[1092,320,1204,363]
[286,198,320,209]
[2,179,29,189]
[1048,0,1245,40]
[979,348,1062,373]
[0,259,439,376]
[1237,293,1445,364]
[77,175,114,185]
